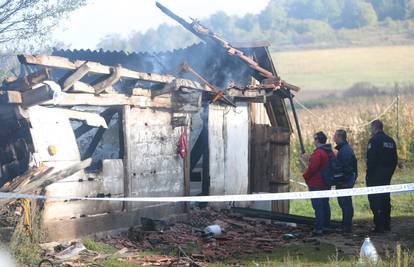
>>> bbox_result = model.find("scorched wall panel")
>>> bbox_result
[128,107,184,209]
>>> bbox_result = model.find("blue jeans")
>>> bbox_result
[309,188,331,231]
[336,174,356,231]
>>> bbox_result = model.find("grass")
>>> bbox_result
[83,238,118,254]
[273,45,414,91]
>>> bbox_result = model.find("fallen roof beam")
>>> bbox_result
[18,55,203,89]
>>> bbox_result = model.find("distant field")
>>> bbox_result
[272,45,414,91]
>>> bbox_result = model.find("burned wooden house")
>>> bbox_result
[0,4,300,241]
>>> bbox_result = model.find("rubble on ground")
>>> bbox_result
[99,207,312,264]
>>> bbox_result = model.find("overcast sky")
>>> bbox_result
[53,0,270,49]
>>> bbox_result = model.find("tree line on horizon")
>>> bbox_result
[97,0,414,52]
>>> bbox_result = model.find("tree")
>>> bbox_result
[341,0,378,28]
[0,0,87,47]
[259,0,288,31]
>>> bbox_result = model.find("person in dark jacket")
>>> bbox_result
[303,131,333,235]
[366,120,398,233]
[333,129,358,233]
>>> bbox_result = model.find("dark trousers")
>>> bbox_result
[310,188,331,231]
[367,170,393,231]
[337,179,355,231]
[368,192,391,231]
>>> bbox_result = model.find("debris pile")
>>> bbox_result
[100,207,312,263]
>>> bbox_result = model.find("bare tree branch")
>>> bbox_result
[0,0,87,47]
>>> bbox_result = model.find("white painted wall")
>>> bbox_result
[28,106,80,163]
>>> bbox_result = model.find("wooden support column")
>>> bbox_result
[122,105,132,211]
[183,124,190,210]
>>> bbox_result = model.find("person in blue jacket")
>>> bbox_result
[333,129,358,233]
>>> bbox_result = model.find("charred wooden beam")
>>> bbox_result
[92,64,121,95]
[18,55,203,89]
[156,2,300,92]
[21,84,55,108]
[2,68,51,91]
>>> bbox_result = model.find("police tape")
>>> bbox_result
[0,183,413,203]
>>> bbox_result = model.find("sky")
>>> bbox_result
[53,0,270,49]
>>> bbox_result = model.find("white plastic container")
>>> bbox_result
[360,237,379,264]
[204,224,222,237]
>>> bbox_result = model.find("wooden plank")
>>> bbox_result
[132,88,152,97]
[0,91,22,104]
[92,65,121,95]
[0,165,52,192]
[18,55,202,88]
[69,81,95,94]
[1,68,50,91]
[122,105,131,211]
[53,108,108,128]
[62,61,91,91]
[224,103,249,196]
[208,104,225,196]
[40,93,172,108]
[18,158,92,194]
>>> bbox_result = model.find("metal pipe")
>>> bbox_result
[287,90,305,154]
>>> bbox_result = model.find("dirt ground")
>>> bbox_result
[317,216,414,256]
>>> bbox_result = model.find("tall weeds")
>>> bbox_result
[290,95,414,176]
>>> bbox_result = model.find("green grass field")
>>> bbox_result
[273,45,414,91]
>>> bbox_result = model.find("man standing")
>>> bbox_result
[366,120,398,233]
[303,131,333,236]
[333,129,358,233]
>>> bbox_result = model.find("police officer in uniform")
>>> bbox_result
[366,120,398,233]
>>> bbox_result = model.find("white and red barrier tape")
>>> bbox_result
[0,183,413,202]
